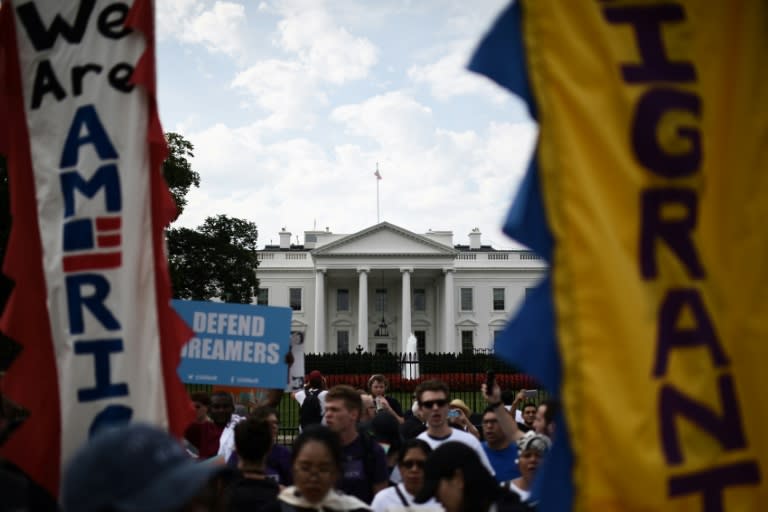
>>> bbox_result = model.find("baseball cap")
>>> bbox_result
[61,423,232,512]
[414,441,496,504]
[307,370,323,387]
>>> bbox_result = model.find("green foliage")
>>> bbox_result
[167,214,259,303]
[163,132,200,218]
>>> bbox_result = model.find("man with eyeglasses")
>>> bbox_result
[414,380,495,475]
[481,405,521,482]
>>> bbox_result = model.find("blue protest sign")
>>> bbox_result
[173,300,292,388]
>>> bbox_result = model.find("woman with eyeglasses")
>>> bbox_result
[370,439,439,512]
[262,425,371,511]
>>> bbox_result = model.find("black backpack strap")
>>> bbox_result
[357,429,379,489]
[394,484,411,508]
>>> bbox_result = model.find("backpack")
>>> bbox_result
[357,428,379,488]
[299,389,323,428]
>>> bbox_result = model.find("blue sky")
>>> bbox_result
[155,0,536,249]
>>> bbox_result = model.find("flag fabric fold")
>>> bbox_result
[471,1,768,510]
[0,0,193,496]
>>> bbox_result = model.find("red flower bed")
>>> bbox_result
[323,372,540,393]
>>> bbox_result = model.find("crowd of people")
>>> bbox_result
[54,373,558,512]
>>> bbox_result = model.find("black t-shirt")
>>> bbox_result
[384,394,404,418]
[400,415,426,440]
[222,475,280,512]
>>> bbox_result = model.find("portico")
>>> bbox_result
[310,223,459,353]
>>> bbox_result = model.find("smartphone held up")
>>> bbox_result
[485,370,495,396]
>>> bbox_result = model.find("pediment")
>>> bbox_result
[312,222,458,257]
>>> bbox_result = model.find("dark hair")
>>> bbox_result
[415,380,450,403]
[190,391,211,407]
[292,425,344,473]
[325,385,363,416]
[522,402,538,412]
[211,391,234,404]
[250,406,278,422]
[367,374,388,391]
[500,390,516,406]
[421,442,498,511]
[234,417,273,463]
[397,438,432,466]
[541,399,560,426]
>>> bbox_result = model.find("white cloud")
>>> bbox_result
[231,59,327,130]
[174,97,536,250]
[408,39,509,103]
[156,1,247,59]
[331,91,434,151]
[275,2,378,84]
[163,2,536,249]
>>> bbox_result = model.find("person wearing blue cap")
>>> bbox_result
[60,423,232,512]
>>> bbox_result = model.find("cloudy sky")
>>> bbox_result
[155,0,536,249]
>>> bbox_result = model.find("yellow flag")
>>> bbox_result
[520,1,768,510]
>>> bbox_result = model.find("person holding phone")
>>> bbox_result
[447,399,480,440]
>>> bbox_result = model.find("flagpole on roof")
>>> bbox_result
[377,162,380,223]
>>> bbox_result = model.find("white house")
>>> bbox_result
[255,222,546,354]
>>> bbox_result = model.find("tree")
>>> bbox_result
[167,215,259,303]
[163,132,200,218]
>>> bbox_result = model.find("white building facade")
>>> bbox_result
[256,222,546,354]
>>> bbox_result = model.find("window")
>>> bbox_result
[493,288,505,311]
[256,288,269,305]
[337,330,349,354]
[375,288,387,312]
[460,288,473,311]
[413,289,426,311]
[337,289,350,312]
[461,330,474,354]
[375,343,389,355]
[289,288,302,311]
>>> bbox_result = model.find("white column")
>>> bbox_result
[400,268,412,353]
[357,268,369,351]
[442,268,455,353]
[314,269,326,353]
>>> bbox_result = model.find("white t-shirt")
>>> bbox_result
[371,483,439,512]
[505,405,525,424]
[417,428,496,475]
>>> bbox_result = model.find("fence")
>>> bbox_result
[188,351,544,444]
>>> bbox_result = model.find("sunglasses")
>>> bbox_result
[400,460,425,469]
[420,399,449,409]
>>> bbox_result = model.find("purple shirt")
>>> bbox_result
[338,433,388,504]
[227,444,293,486]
